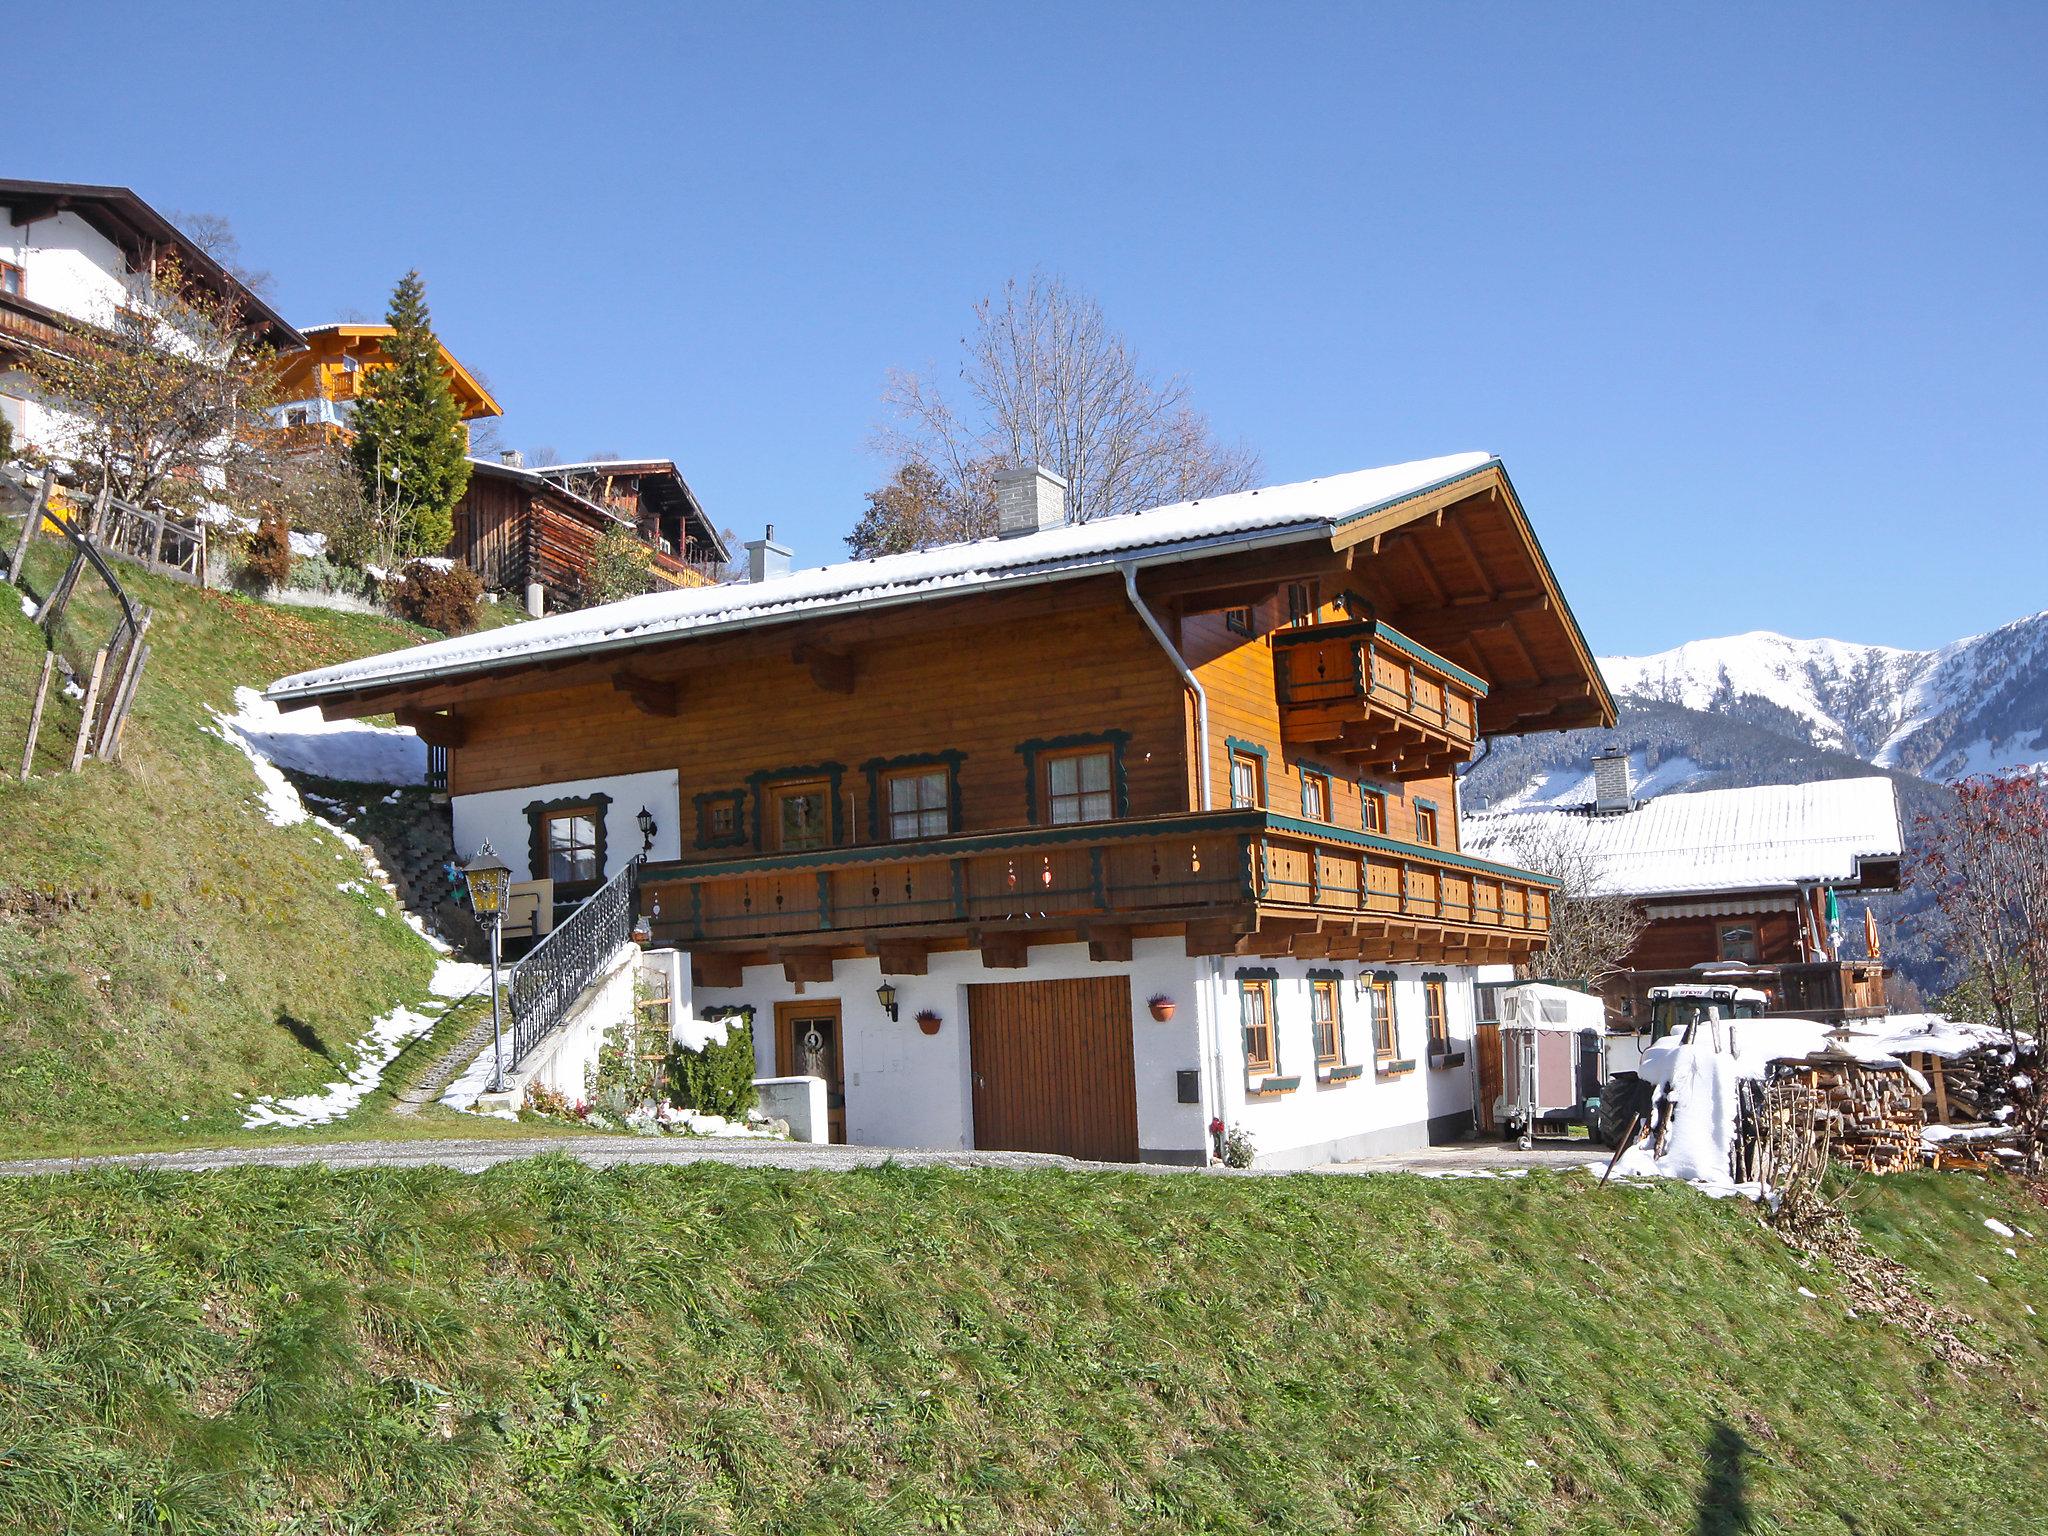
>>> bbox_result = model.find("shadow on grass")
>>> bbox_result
[1696,1419,1753,1535]
[277,1012,333,1060]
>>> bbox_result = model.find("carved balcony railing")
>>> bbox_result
[1272,618,1486,779]
[639,810,1552,961]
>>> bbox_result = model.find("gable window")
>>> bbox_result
[1415,803,1440,846]
[544,807,600,885]
[1229,749,1265,809]
[1423,977,1450,1052]
[285,406,310,428]
[771,780,833,851]
[1045,749,1114,825]
[885,768,950,840]
[1310,976,1343,1065]
[1224,605,1254,637]
[1301,770,1331,823]
[1286,580,1319,626]
[1368,973,1398,1061]
[0,262,21,299]
[1240,977,1276,1075]
[1719,923,1759,963]
[1361,787,1386,835]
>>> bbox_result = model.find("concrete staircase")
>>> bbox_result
[286,776,483,955]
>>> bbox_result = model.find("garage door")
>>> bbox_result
[967,977,1139,1163]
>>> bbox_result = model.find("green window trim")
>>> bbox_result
[1016,730,1130,825]
[860,751,966,842]
[524,792,613,888]
[1304,967,1345,982]
[692,789,748,850]
[1234,966,1280,981]
[746,762,847,852]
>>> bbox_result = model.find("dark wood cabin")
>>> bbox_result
[534,459,729,588]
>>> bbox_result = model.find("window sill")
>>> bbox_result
[1375,1058,1417,1079]
[1318,1062,1365,1085]
[1246,1075,1300,1098]
[1427,1050,1467,1070]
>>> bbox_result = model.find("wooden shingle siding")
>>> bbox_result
[967,976,1139,1162]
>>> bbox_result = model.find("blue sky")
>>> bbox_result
[18,3,2045,653]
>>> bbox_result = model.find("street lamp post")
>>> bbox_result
[460,842,515,1093]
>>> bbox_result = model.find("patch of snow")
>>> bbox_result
[241,995,443,1128]
[1985,1218,2017,1240]
[1797,1286,1819,1299]
[287,529,328,559]
[675,1009,738,1053]
[17,589,38,620]
[210,685,424,785]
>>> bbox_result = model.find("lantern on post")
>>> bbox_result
[460,842,515,1092]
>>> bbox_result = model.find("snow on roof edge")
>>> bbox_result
[268,452,1498,704]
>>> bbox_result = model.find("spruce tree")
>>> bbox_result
[348,270,471,557]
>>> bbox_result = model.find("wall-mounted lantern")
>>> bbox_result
[876,979,900,1022]
[637,805,658,853]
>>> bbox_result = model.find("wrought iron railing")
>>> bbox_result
[505,857,639,1068]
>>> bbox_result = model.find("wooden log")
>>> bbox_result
[68,647,109,773]
[97,611,152,763]
[8,466,52,586]
[20,651,54,779]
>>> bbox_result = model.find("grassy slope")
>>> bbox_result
[0,526,453,1149]
[0,1164,2042,1535]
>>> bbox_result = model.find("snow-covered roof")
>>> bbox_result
[269,451,1495,706]
[1462,777,1904,898]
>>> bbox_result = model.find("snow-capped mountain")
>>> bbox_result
[1600,608,2048,782]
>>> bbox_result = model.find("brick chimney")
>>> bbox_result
[993,463,1069,538]
[1591,747,1634,816]
[744,524,793,584]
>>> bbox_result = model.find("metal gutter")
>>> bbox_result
[1121,561,1213,811]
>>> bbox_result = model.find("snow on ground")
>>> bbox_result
[211,685,424,785]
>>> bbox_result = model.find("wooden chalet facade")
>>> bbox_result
[1465,769,1904,1026]
[533,460,729,587]
[269,322,503,440]
[270,452,1613,1166]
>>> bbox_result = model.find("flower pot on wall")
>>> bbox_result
[915,1010,943,1036]
[1148,997,1176,1023]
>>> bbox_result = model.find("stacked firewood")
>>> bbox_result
[1763,1050,1925,1175]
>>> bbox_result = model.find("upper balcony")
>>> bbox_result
[1272,618,1486,779]
[639,808,1553,982]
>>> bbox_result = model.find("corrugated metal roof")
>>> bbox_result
[268,451,1495,704]
[1460,777,1904,897]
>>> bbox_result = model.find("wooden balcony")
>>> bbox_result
[640,809,1554,979]
[1608,960,1890,1026]
[1272,618,1486,779]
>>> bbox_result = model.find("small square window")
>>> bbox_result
[1302,771,1330,822]
[1224,606,1254,637]
[544,809,600,885]
[1046,750,1113,825]
[1719,923,1759,963]
[886,768,949,841]
[771,780,832,851]
[1415,805,1439,846]
[0,262,22,299]
[1286,581,1319,626]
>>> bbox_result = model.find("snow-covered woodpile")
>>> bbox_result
[1763,1047,1926,1175]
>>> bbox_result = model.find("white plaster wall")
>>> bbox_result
[696,938,1211,1158]
[1202,958,1486,1168]
[0,207,134,324]
[452,769,682,879]
[523,940,639,1100]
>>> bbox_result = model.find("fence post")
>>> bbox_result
[20,652,55,779]
[8,467,51,587]
[69,647,109,773]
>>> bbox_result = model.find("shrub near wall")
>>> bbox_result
[668,1006,758,1118]
[391,560,482,634]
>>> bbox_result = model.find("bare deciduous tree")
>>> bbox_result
[1914,774,2048,1168]
[873,270,1258,544]
[1499,818,1648,988]
[168,211,276,300]
[26,252,279,522]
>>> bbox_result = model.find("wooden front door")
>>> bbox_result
[774,1000,846,1144]
[966,977,1139,1163]
[1474,1021,1502,1134]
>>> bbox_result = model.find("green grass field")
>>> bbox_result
[0,518,475,1151]
[0,1162,2041,1534]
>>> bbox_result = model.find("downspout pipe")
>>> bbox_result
[1120,561,1212,811]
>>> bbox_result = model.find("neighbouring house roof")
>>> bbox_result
[0,178,303,349]
[534,458,729,563]
[269,452,1607,721]
[1461,777,1905,899]
[283,323,503,420]
[464,456,629,527]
